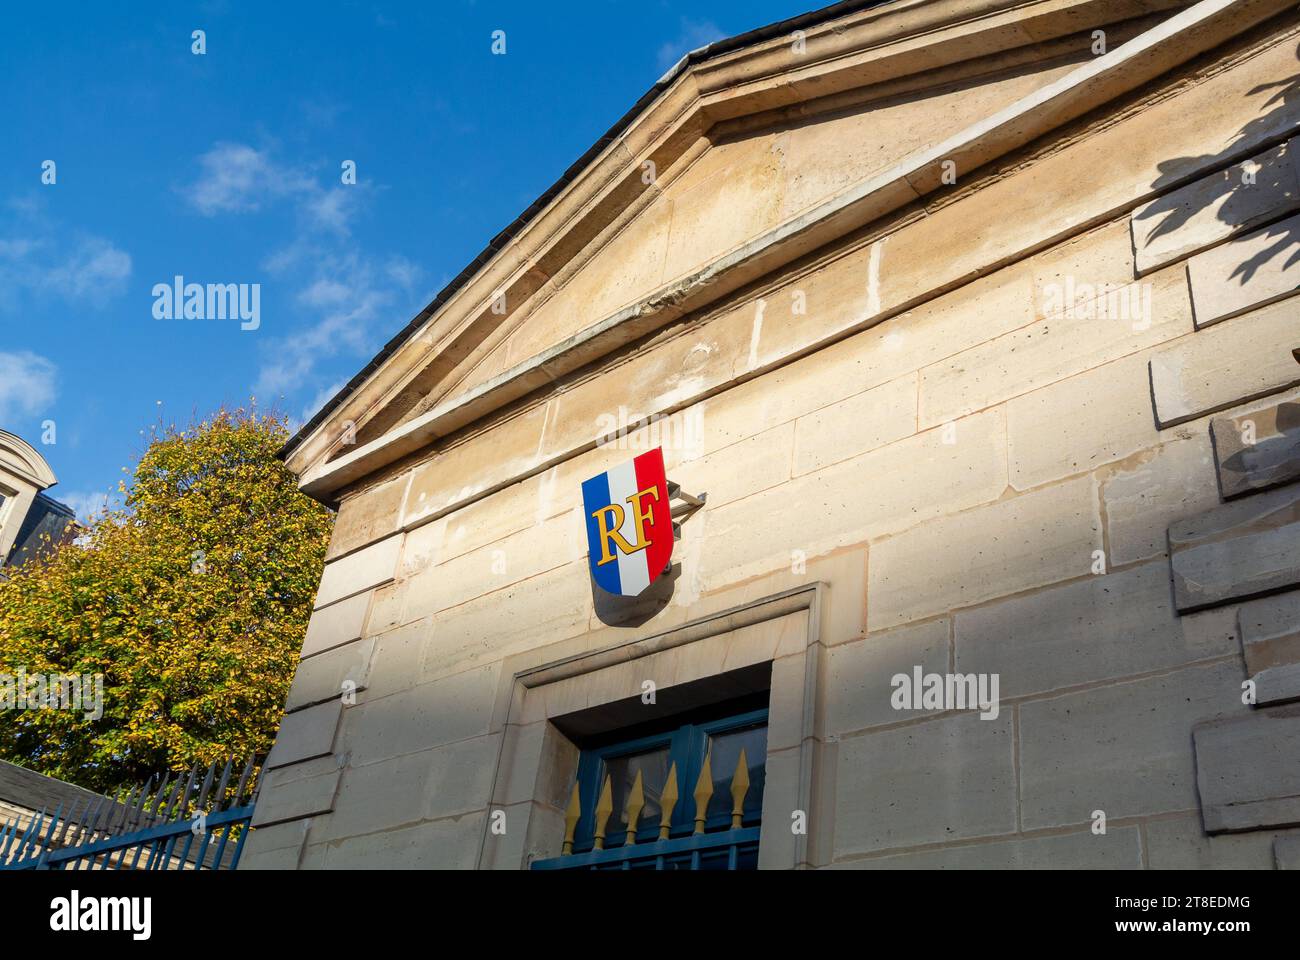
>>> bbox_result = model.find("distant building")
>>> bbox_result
[0,430,78,574]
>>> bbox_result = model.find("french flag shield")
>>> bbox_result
[581,447,673,597]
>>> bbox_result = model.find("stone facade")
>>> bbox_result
[0,429,76,574]
[245,0,1300,869]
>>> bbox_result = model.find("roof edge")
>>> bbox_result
[279,0,895,460]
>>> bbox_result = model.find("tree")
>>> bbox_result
[0,406,333,793]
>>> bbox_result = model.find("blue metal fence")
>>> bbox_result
[0,758,259,871]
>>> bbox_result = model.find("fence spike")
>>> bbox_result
[624,769,645,847]
[233,756,256,807]
[592,775,613,851]
[693,749,714,835]
[561,781,581,856]
[53,799,83,848]
[161,769,187,822]
[148,773,172,822]
[170,764,200,822]
[212,758,234,813]
[659,762,679,840]
[729,748,750,830]
[130,777,154,828]
[112,785,139,835]
[75,796,106,848]
[42,801,66,852]
[195,761,217,812]
[18,806,48,861]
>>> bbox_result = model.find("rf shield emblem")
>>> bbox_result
[581,447,672,596]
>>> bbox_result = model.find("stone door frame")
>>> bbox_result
[475,581,832,870]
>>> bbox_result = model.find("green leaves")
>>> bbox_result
[0,406,332,792]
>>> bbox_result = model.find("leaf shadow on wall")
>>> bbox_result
[1133,45,1300,287]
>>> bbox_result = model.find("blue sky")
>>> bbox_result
[1,0,804,518]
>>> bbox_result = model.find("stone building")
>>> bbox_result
[244,0,1300,869]
[0,430,77,575]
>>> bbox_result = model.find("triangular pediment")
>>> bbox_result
[283,0,1283,500]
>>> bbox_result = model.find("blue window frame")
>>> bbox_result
[532,702,768,871]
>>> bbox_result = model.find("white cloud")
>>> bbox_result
[183,143,355,239]
[656,18,725,71]
[181,143,426,409]
[183,142,312,216]
[40,238,132,298]
[0,350,58,423]
[0,201,132,305]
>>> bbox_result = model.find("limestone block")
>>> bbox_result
[1028,220,1138,321]
[637,421,795,514]
[767,653,807,754]
[1194,705,1300,833]
[313,812,486,869]
[920,266,1190,429]
[301,590,370,658]
[1149,297,1300,428]
[824,619,949,736]
[1210,395,1300,498]
[779,56,1083,220]
[316,734,499,842]
[1238,590,1300,674]
[327,475,407,559]
[364,582,404,636]
[955,561,1235,700]
[1132,138,1300,276]
[874,37,1300,326]
[1019,660,1244,829]
[314,534,401,610]
[1277,835,1300,869]
[401,509,585,624]
[1008,353,1165,490]
[285,637,375,712]
[1144,816,1281,869]
[756,746,802,870]
[397,517,444,580]
[833,711,1015,857]
[236,819,310,870]
[363,618,433,700]
[1187,211,1300,327]
[265,700,342,770]
[831,827,1141,869]
[698,300,901,459]
[251,756,342,827]
[430,451,605,569]
[702,408,1006,594]
[1100,434,1220,565]
[524,193,674,353]
[494,721,579,810]
[1253,662,1300,706]
[660,132,786,284]
[419,562,592,682]
[1169,482,1300,612]
[869,476,1101,630]
[338,663,499,765]
[792,374,916,476]
[400,401,550,527]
